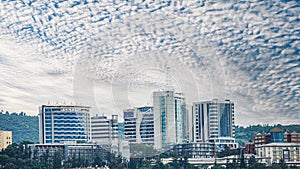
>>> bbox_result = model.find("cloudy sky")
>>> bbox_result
[0,0,299,126]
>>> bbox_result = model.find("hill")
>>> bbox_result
[235,124,300,146]
[0,111,39,143]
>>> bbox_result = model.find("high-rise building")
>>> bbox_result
[192,99,235,141]
[0,130,12,150]
[153,90,188,150]
[192,99,236,148]
[39,105,91,144]
[91,114,118,144]
[123,106,154,145]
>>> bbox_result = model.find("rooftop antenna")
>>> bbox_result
[165,65,173,91]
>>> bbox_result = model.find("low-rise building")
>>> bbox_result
[285,131,300,143]
[254,133,270,146]
[256,143,300,166]
[28,143,108,161]
[0,130,12,150]
[244,142,255,154]
[173,142,215,158]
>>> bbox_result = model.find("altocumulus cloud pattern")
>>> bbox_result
[0,0,299,125]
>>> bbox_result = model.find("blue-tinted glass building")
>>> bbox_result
[153,90,188,150]
[270,128,284,143]
[123,106,154,145]
[39,105,91,144]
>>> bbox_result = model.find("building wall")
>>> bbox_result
[192,99,235,143]
[0,130,12,150]
[124,106,154,145]
[173,142,215,158]
[153,90,187,150]
[91,115,119,144]
[39,105,91,144]
[256,143,300,165]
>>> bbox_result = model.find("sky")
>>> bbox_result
[0,0,299,126]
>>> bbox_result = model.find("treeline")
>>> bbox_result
[0,142,297,169]
[0,142,128,169]
[0,111,39,143]
[235,124,300,146]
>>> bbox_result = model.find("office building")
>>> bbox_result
[91,115,118,144]
[39,105,91,144]
[28,142,108,161]
[285,131,300,143]
[270,128,284,143]
[0,130,12,150]
[124,106,154,145]
[153,90,188,150]
[255,128,300,147]
[192,99,236,149]
[256,143,300,166]
[173,142,215,158]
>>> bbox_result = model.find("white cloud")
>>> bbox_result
[0,0,299,126]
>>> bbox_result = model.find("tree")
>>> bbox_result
[248,155,257,169]
[53,151,63,169]
[240,151,246,169]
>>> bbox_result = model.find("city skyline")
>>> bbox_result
[0,1,299,126]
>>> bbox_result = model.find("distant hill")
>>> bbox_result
[235,124,300,146]
[0,111,39,143]
[0,111,299,146]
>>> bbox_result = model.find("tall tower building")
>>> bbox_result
[153,90,188,150]
[39,105,91,144]
[91,115,118,144]
[192,99,236,148]
[123,106,154,145]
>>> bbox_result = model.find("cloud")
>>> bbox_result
[0,0,299,126]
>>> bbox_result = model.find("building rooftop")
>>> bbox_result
[41,105,91,108]
[270,128,284,133]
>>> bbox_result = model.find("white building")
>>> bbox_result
[0,130,12,150]
[39,105,91,144]
[192,99,237,149]
[256,143,300,166]
[123,106,154,145]
[153,90,188,150]
[91,115,118,144]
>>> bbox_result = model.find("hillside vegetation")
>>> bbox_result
[0,111,39,143]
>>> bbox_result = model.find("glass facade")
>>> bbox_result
[161,97,166,146]
[124,106,154,144]
[271,132,284,143]
[193,99,235,143]
[39,105,90,144]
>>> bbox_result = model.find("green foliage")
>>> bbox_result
[235,124,300,146]
[0,111,39,143]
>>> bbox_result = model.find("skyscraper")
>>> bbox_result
[192,99,236,148]
[123,106,154,145]
[39,105,91,144]
[153,90,188,150]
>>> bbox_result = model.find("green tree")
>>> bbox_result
[53,151,63,169]
[240,151,246,169]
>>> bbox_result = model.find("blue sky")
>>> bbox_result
[0,0,299,126]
